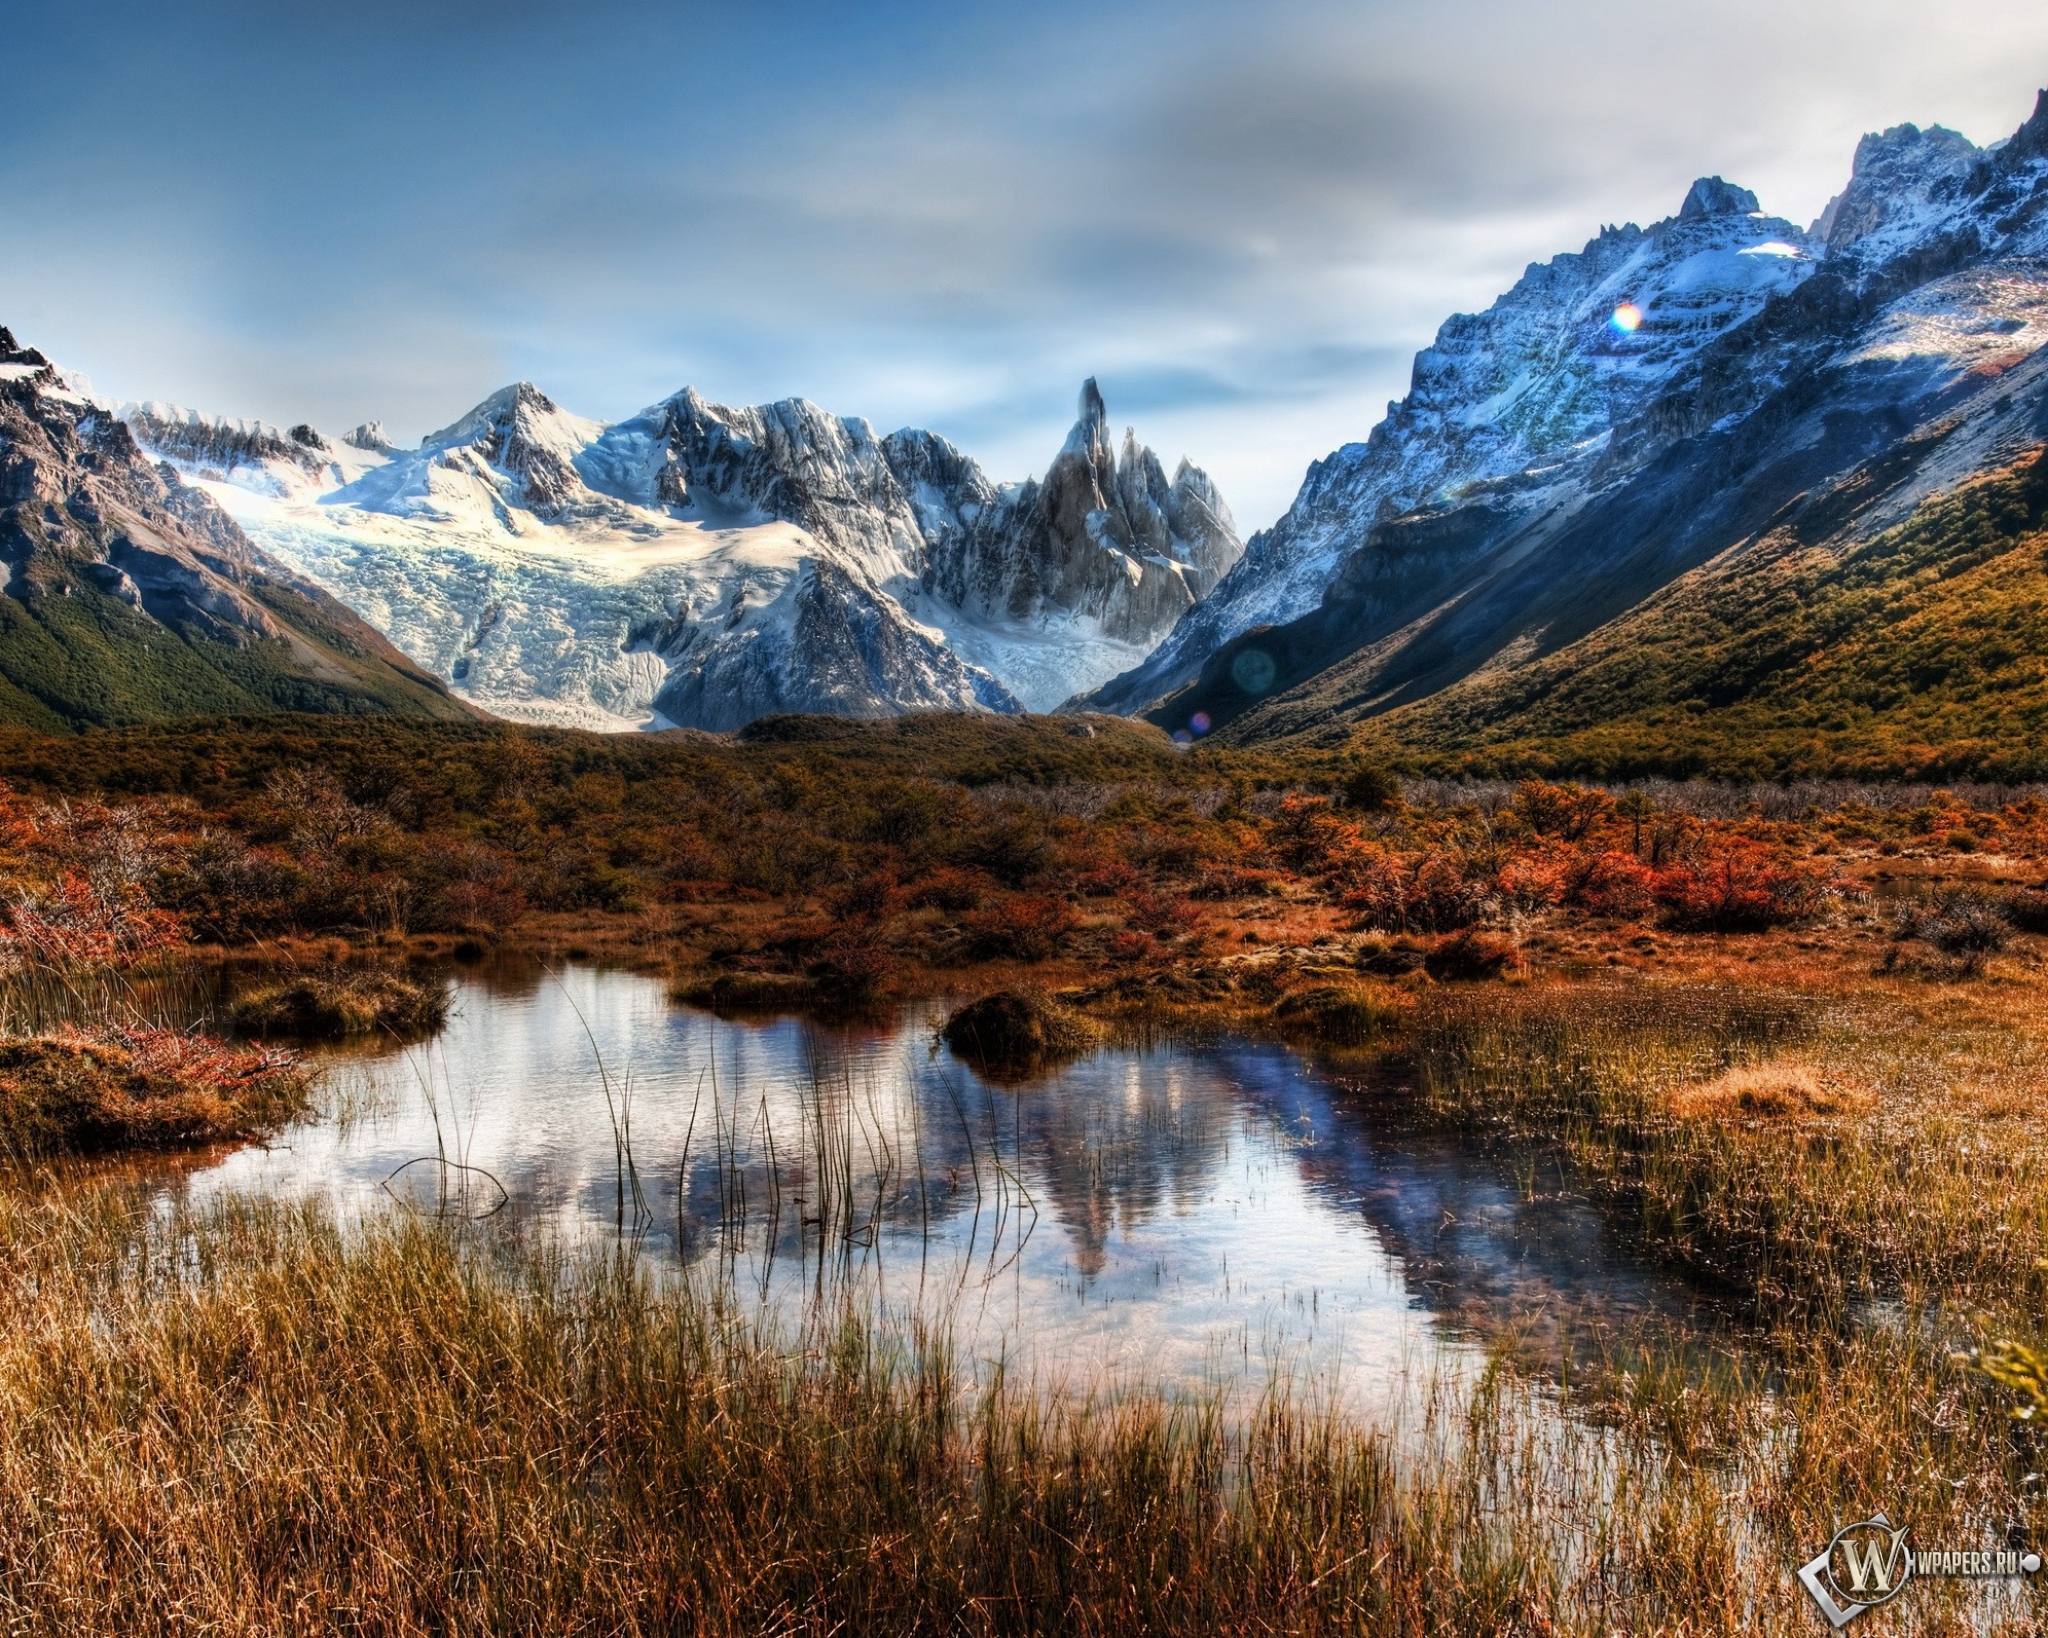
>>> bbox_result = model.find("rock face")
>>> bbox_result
[123,372,1240,729]
[121,403,332,484]
[922,379,1239,645]
[0,329,469,731]
[1093,87,2048,753]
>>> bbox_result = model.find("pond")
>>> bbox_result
[160,955,1739,1410]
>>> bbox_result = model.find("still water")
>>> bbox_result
[166,956,1732,1407]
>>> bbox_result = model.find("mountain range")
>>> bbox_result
[7,85,2048,775]
[117,376,1239,731]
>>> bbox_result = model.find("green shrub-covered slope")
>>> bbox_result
[1352,446,2048,780]
[0,575,470,733]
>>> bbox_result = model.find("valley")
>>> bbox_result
[7,57,2048,1638]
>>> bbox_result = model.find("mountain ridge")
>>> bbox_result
[1098,86,2048,779]
[0,328,474,733]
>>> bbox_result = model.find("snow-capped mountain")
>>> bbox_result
[1119,89,2048,750]
[122,376,1240,731]
[1079,176,1822,714]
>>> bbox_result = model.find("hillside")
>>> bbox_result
[0,328,472,733]
[1366,444,2048,779]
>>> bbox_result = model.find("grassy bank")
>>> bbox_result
[0,1028,305,1158]
[1408,979,2048,1321]
[0,1174,2032,1636]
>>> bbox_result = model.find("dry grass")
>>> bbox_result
[229,967,449,1040]
[1666,1057,1875,1121]
[0,1173,2032,1637]
[1412,976,2048,1319]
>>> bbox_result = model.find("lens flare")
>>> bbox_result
[1610,301,1644,334]
[1189,712,1212,735]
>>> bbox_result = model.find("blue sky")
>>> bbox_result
[7,0,2048,528]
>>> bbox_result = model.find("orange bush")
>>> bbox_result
[962,895,1077,961]
[1653,840,1835,932]
[1565,850,1659,919]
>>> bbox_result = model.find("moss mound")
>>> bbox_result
[1270,983,1404,1047]
[940,991,1099,1079]
[231,969,448,1041]
[0,1029,306,1156]
[671,971,822,1015]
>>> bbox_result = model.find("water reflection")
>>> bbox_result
[165,955,1736,1407]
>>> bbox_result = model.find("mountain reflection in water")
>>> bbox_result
[166,957,1736,1407]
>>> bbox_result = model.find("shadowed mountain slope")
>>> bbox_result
[0,328,472,732]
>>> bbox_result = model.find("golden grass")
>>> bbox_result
[1666,1057,1875,1121]
[228,967,449,1041]
[0,1172,2032,1637]
[1412,975,2048,1319]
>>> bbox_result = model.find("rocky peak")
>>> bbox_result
[2004,88,2048,166]
[621,387,927,578]
[343,421,393,452]
[0,326,55,393]
[118,402,323,478]
[426,381,596,515]
[0,328,46,366]
[1069,376,1108,436]
[1060,377,1118,486]
[1819,122,1980,255]
[922,379,1241,655]
[1680,177,1760,220]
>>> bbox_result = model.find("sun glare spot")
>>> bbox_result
[1610,302,1644,334]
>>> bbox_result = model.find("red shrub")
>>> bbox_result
[0,793,190,972]
[825,871,904,924]
[1121,890,1200,937]
[1425,931,1525,981]
[1187,865,1282,901]
[1565,850,1658,920]
[1342,849,1493,933]
[0,869,185,973]
[807,933,897,999]
[962,895,1077,961]
[905,867,993,912]
[1106,929,1156,964]
[1070,858,1138,897]
[1492,853,1566,917]
[1654,841,1834,932]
